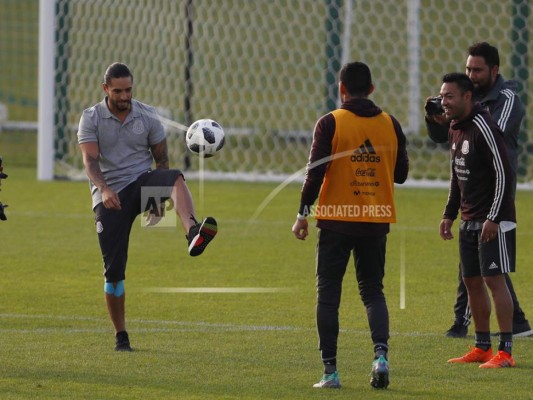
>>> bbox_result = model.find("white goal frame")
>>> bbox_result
[37,0,422,183]
[37,0,532,188]
[37,0,56,180]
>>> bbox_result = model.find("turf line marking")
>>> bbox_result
[0,313,104,321]
[7,211,93,219]
[7,210,533,237]
[0,313,300,332]
[0,313,476,337]
[145,287,292,293]
[400,230,406,309]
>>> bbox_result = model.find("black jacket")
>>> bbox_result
[426,75,524,186]
[443,103,515,223]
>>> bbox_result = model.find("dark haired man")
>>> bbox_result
[426,42,531,338]
[292,61,409,389]
[439,72,516,368]
[78,62,217,351]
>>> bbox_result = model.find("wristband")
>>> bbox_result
[297,213,306,221]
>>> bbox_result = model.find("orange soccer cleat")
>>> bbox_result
[479,351,515,369]
[447,346,493,364]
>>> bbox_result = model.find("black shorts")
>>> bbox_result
[459,226,516,278]
[94,169,183,282]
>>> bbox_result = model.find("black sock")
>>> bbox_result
[474,331,491,351]
[374,343,388,360]
[323,359,337,374]
[498,332,512,355]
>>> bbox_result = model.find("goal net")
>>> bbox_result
[40,0,533,186]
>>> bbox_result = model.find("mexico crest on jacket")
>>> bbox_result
[461,140,469,155]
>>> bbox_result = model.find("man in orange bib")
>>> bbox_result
[292,62,409,389]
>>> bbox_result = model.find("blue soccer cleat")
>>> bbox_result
[370,355,389,389]
[313,370,341,389]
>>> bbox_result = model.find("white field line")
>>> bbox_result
[0,313,300,332]
[7,210,533,236]
[0,313,448,337]
[7,210,94,219]
[6,210,444,234]
[145,287,293,293]
[400,230,406,310]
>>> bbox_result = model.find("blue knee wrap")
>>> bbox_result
[104,280,125,297]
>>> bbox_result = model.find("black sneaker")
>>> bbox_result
[491,320,533,337]
[115,331,132,352]
[445,323,468,338]
[512,320,533,337]
[187,217,217,256]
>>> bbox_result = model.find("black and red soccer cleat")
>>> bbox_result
[187,217,218,256]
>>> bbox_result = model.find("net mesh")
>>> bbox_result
[0,0,39,121]
[2,0,532,185]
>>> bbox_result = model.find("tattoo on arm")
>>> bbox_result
[151,139,169,169]
[80,143,108,191]
[85,154,108,191]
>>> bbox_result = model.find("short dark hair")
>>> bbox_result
[468,42,500,69]
[442,72,474,94]
[339,62,372,96]
[104,62,133,85]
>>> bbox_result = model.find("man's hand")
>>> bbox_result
[427,113,448,125]
[292,218,308,240]
[425,96,447,125]
[101,186,121,210]
[439,218,454,240]
[481,219,499,243]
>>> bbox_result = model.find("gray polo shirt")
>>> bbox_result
[77,98,166,209]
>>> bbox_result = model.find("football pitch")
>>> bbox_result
[0,166,532,399]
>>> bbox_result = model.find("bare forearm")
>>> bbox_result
[84,156,108,191]
[155,156,169,170]
[151,139,169,169]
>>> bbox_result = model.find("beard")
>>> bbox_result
[473,80,491,98]
[110,98,131,111]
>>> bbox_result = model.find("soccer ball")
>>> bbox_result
[185,119,225,158]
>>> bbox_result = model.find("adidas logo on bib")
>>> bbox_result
[351,139,381,163]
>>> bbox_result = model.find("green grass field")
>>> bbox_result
[0,164,532,399]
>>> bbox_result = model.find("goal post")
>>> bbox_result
[37,0,55,181]
[38,0,532,187]
[511,0,530,179]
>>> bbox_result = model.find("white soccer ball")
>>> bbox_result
[185,119,225,158]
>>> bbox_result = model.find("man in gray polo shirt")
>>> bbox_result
[78,62,217,351]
